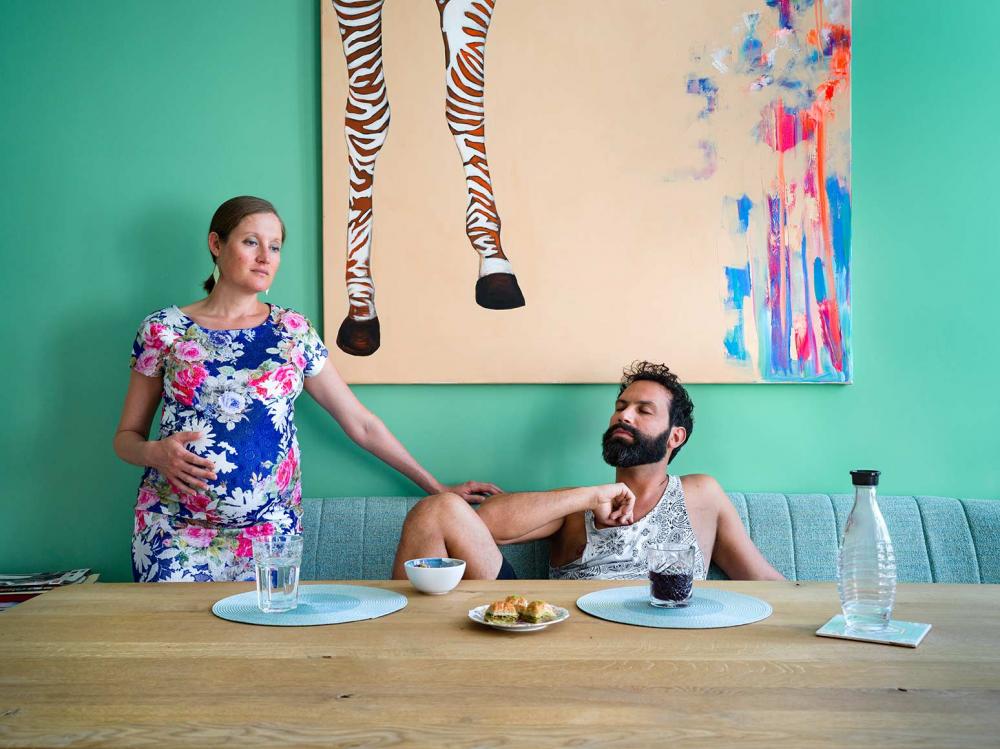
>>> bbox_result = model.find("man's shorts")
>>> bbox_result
[496,554,518,580]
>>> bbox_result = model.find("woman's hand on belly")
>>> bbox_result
[145,431,218,495]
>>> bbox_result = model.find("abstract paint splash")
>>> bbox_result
[692,0,852,382]
[686,76,720,119]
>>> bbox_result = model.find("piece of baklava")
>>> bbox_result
[504,595,528,614]
[484,600,519,625]
[520,600,557,623]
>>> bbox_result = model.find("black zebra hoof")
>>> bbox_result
[475,273,526,310]
[337,316,380,356]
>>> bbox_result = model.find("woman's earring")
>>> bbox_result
[265,287,270,296]
[212,265,220,283]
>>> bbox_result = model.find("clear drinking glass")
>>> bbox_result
[253,534,303,613]
[648,543,695,608]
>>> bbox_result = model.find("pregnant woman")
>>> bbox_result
[114,196,499,582]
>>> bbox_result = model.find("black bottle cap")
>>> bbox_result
[851,470,881,486]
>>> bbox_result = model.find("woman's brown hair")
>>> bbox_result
[204,196,286,293]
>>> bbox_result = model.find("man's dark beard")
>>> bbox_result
[601,423,671,468]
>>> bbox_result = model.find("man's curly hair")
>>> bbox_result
[619,361,695,463]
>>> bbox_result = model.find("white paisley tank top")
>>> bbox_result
[549,474,707,581]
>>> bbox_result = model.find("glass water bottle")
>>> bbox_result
[837,469,897,631]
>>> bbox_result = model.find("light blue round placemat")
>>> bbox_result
[212,584,407,627]
[577,586,772,629]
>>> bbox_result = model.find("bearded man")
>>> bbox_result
[391,361,783,581]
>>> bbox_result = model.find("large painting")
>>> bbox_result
[321,0,852,383]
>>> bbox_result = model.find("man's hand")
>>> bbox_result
[592,483,636,526]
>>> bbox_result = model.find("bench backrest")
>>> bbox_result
[300,494,1000,582]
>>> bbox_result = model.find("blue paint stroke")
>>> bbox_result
[737,195,753,233]
[839,308,852,382]
[765,194,790,375]
[686,76,718,119]
[765,0,794,30]
[723,264,752,361]
[766,0,815,30]
[813,256,827,303]
[808,256,850,383]
[825,174,851,304]
[740,13,766,74]
[725,264,752,310]
[775,80,814,111]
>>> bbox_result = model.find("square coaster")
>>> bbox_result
[816,614,931,647]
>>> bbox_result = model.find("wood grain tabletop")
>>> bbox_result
[1,580,998,748]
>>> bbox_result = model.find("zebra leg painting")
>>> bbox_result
[437,0,525,313]
[332,0,525,357]
[331,0,389,357]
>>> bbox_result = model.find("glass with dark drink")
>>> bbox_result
[647,544,695,607]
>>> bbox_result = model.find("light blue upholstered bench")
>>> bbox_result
[300,494,1000,583]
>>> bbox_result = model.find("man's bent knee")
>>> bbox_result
[404,492,468,528]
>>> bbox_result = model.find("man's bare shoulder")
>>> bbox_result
[679,473,729,510]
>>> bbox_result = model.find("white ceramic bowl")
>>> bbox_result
[403,558,466,595]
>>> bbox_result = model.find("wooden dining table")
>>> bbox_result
[1,579,998,748]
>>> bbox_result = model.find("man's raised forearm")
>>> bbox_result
[475,487,595,544]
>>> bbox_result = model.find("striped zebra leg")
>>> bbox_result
[333,0,390,356]
[437,0,526,310]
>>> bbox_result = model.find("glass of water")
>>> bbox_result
[252,534,303,613]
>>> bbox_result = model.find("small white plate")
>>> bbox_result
[468,604,570,632]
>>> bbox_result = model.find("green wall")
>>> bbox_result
[2,1,996,582]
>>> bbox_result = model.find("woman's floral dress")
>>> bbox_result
[128,305,328,582]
